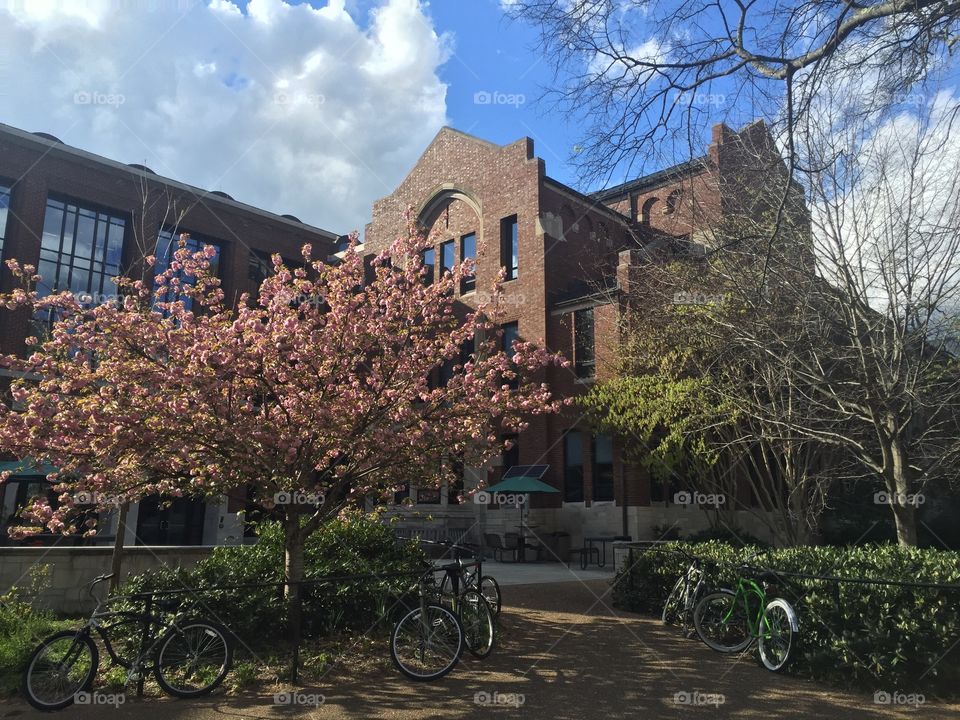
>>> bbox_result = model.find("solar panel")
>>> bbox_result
[501,464,549,479]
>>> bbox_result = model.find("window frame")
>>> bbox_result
[459,232,476,294]
[592,434,615,502]
[500,215,518,281]
[563,430,585,503]
[573,306,596,379]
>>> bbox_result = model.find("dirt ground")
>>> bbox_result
[3,578,956,719]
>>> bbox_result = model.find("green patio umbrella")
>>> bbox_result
[481,465,557,560]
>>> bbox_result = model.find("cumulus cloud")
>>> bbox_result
[0,0,450,233]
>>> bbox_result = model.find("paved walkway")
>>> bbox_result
[4,578,956,719]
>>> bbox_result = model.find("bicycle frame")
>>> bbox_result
[723,578,768,638]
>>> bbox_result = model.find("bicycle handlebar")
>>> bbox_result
[87,573,115,601]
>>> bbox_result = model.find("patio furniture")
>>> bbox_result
[505,532,538,562]
[540,531,570,563]
[567,545,600,570]
[584,536,619,567]
[485,533,518,562]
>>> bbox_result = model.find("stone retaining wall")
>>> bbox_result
[0,546,213,614]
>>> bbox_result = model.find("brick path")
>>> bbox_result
[4,578,955,719]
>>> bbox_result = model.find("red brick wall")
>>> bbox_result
[0,133,334,356]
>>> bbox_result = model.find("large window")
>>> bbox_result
[564,431,584,502]
[0,183,11,262]
[460,232,476,293]
[440,240,455,277]
[500,215,518,280]
[154,228,222,309]
[592,434,614,501]
[421,247,435,285]
[35,196,126,329]
[248,249,273,288]
[573,307,596,379]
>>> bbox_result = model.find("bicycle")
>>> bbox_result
[661,549,714,632]
[435,560,496,659]
[22,573,233,711]
[436,541,502,617]
[390,568,466,681]
[692,559,800,672]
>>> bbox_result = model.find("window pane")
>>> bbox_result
[501,215,518,280]
[574,307,596,378]
[421,247,435,285]
[35,197,125,315]
[441,240,455,275]
[154,227,222,311]
[564,431,584,503]
[0,184,10,260]
[592,434,614,501]
[460,232,476,293]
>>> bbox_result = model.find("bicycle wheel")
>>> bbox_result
[22,631,99,711]
[391,603,464,681]
[693,590,752,653]
[758,598,796,672]
[479,576,501,617]
[661,577,685,625]
[458,590,496,659]
[154,619,233,697]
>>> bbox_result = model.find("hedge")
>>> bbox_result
[118,512,425,646]
[612,541,960,691]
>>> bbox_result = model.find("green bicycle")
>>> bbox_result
[692,563,799,672]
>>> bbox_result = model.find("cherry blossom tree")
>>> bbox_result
[0,218,567,638]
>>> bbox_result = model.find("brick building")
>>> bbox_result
[0,122,340,546]
[367,121,792,548]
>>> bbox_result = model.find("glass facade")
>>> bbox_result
[34,196,126,332]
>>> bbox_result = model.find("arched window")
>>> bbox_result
[640,197,659,225]
[665,189,682,215]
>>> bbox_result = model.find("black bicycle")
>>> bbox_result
[22,573,233,711]
[435,540,502,617]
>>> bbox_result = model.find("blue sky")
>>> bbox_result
[2,0,954,233]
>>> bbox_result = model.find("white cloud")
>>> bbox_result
[0,0,450,233]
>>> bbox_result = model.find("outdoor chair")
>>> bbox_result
[485,533,518,562]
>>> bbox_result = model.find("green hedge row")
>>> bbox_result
[119,513,425,646]
[612,541,960,691]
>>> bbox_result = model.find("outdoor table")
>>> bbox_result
[583,536,618,567]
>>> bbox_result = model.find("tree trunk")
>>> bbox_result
[887,438,918,547]
[283,515,306,677]
[109,503,129,592]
